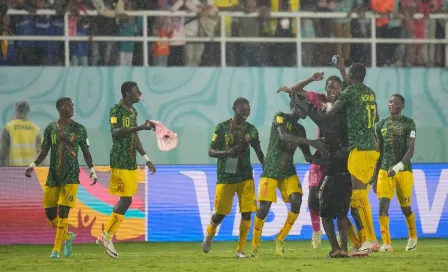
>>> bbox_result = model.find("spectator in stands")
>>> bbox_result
[414,0,442,66]
[0,15,16,65]
[0,100,41,167]
[184,0,218,67]
[314,0,336,66]
[90,0,118,65]
[371,0,396,67]
[333,0,363,65]
[301,0,317,67]
[434,0,446,66]
[46,15,64,66]
[238,0,263,66]
[392,0,416,67]
[118,2,142,66]
[71,17,89,66]
[212,0,240,66]
[152,16,173,66]
[14,0,37,65]
[349,0,371,66]
[167,0,187,66]
[35,0,51,65]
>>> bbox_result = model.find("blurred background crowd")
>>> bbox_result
[0,0,446,67]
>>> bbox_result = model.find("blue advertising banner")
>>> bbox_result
[146,164,448,242]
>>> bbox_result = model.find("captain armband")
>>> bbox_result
[410,130,416,139]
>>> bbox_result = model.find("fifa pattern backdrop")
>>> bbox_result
[0,164,447,244]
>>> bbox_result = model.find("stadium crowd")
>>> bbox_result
[0,0,446,67]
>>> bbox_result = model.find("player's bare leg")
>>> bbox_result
[251,201,272,258]
[401,205,418,251]
[98,196,132,258]
[350,177,378,257]
[337,216,349,257]
[202,213,225,254]
[322,217,342,258]
[275,193,302,257]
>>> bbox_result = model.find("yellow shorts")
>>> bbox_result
[109,168,138,197]
[347,148,380,184]
[377,170,413,207]
[258,175,303,203]
[43,184,78,208]
[214,179,258,215]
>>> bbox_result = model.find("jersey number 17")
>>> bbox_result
[366,104,377,129]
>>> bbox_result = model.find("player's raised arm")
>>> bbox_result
[25,125,51,177]
[277,72,324,101]
[136,135,156,175]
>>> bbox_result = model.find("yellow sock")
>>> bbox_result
[206,220,219,237]
[405,212,417,239]
[50,217,70,241]
[52,218,68,253]
[379,215,391,245]
[50,217,58,228]
[236,219,251,252]
[358,228,367,244]
[348,223,361,248]
[352,189,376,242]
[277,211,299,241]
[251,216,265,247]
[104,212,124,240]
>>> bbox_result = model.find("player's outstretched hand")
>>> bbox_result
[25,167,33,178]
[277,85,292,94]
[310,71,324,81]
[140,120,156,131]
[334,55,345,70]
[147,161,157,175]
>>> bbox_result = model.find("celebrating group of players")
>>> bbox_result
[202,56,418,258]
[23,56,417,260]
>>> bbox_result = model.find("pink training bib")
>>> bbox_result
[151,120,178,151]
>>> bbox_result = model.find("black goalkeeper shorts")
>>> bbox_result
[318,173,352,219]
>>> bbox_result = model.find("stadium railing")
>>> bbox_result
[4,9,448,68]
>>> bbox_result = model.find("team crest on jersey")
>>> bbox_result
[69,133,76,141]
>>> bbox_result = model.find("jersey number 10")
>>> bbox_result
[366,104,377,129]
[123,117,131,128]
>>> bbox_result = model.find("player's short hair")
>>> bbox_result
[325,76,343,87]
[121,81,138,96]
[391,93,405,104]
[15,99,30,115]
[233,97,250,108]
[350,63,366,80]
[56,97,72,110]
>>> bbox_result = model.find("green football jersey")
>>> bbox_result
[261,112,305,180]
[210,118,260,184]
[375,116,416,171]
[109,101,138,170]
[338,84,378,151]
[41,121,89,186]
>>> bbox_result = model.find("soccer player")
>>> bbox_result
[250,95,326,258]
[97,81,157,259]
[24,97,98,258]
[315,63,380,256]
[1,100,41,166]
[202,97,265,258]
[372,94,417,252]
